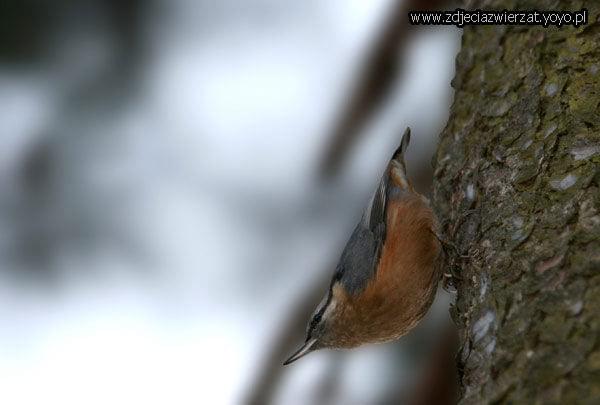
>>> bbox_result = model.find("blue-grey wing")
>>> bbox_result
[333,128,411,295]
[334,174,388,295]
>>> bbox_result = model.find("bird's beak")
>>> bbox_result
[283,338,317,365]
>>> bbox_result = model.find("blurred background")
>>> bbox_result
[0,0,460,404]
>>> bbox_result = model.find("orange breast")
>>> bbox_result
[330,195,442,347]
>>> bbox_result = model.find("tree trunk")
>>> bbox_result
[432,2,600,403]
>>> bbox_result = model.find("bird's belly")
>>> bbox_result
[338,197,442,347]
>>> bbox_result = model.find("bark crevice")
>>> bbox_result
[433,2,600,403]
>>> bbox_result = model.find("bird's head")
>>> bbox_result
[283,291,341,365]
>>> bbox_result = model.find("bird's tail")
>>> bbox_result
[392,127,411,163]
[388,127,411,190]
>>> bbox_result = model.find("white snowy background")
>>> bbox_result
[0,1,460,404]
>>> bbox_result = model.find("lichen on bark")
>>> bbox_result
[432,1,600,403]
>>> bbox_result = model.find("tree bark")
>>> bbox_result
[432,2,600,403]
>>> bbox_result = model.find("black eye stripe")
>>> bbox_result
[307,287,334,336]
[311,313,322,328]
[308,302,327,333]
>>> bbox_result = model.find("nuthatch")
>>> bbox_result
[284,128,442,365]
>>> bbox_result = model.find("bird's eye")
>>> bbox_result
[313,313,322,324]
[310,313,322,330]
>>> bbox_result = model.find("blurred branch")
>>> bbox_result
[248,1,454,402]
[7,0,150,273]
[244,273,330,405]
[319,0,449,179]
[312,355,345,405]
[407,322,458,405]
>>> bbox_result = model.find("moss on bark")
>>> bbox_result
[432,1,600,403]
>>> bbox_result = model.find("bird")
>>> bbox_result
[284,127,443,365]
